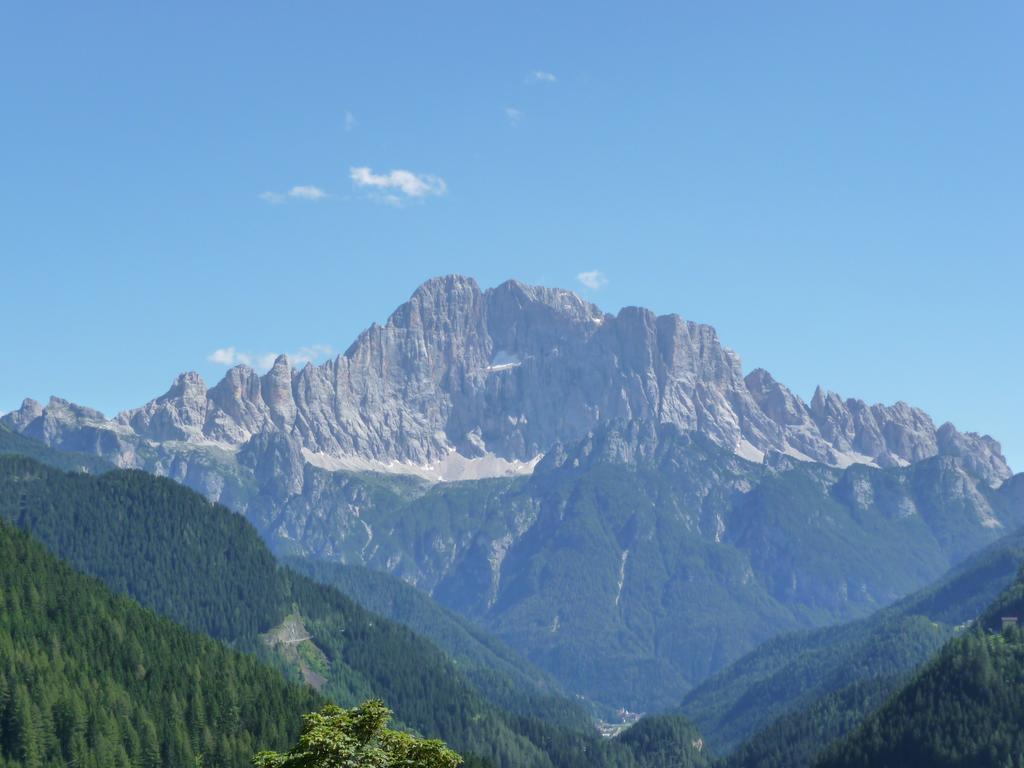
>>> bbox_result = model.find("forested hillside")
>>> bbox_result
[0,454,708,768]
[683,527,1024,755]
[0,519,321,768]
[0,455,550,767]
[816,622,1024,766]
[286,556,594,728]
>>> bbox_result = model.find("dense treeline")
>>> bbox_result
[0,519,322,768]
[0,460,283,640]
[614,715,710,768]
[815,626,1024,767]
[0,455,707,768]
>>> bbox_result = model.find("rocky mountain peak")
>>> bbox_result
[167,370,207,397]
[3,275,1013,486]
[5,398,43,432]
[262,355,296,431]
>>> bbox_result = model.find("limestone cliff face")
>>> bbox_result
[2,275,1012,486]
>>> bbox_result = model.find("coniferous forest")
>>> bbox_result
[0,453,710,768]
[0,519,321,767]
[816,626,1024,767]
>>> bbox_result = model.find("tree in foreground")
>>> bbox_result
[253,700,463,768]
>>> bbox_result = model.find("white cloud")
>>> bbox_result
[260,186,328,204]
[505,106,523,123]
[576,270,608,290]
[349,167,446,200]
[208,347,251,366]
[531,70,557,83]
[287,185,328,200]
[207,344,334,371]
[286,344,334,367]
[344,111,357,131]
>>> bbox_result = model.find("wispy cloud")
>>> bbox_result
[531,70,557,83]
[260,185,329,204]
[344,111,357,131]
[208,347,251,366]
[505,106,523,124]
[287,185,327,200]
[207,344,334,371]
[576,270,608,291]
[349,166,446,203]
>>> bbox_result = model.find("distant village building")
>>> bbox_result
[1001,616,1019,631]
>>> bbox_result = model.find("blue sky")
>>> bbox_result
[1,2,1021,469]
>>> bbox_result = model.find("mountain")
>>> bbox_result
[682,525,1024,757]
[4,416,1020,714]
[0,518,322,768]
[0,422,110,474]
[2,275,1017,712]
[0,453,710,768]
[3,276,1011,488]
[280,421,1022,711]
[814,579,1024,768]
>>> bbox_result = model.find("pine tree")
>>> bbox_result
[10,685,42,768]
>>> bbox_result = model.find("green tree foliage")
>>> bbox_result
[614,715,709,768]
[815,626,1024,768]
[253,700,463,768]
[718,676,901,768]
[0,519,321,768]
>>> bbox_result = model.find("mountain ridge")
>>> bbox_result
[2,275,1011,487]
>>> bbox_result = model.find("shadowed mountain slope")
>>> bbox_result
[684,526,1024,757]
